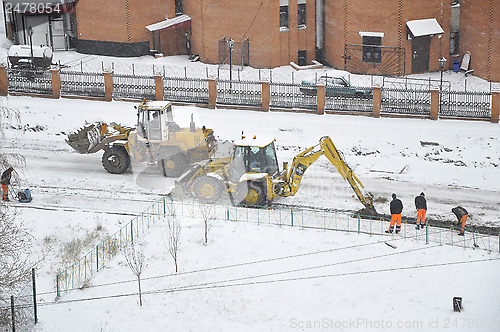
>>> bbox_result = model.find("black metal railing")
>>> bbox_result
[60,71,105,98]
[113,74,155,101]
[163,77,209,104]
[381,87,431,116]
[216,80,262,106]
[440,90,491,118]
[325,86,373,113]
[344,44,405,77]
[270,82,317,111]
[7,68,52,95]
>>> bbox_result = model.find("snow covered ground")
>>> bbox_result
[1,93,499,331]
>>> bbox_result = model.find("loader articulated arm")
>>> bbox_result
[286,136,374,210]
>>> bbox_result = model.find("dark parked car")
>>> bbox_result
[300,76,372,98]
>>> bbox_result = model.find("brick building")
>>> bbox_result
[459,0,499,82]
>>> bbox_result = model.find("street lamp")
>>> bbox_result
[438,57,447,91]
[227,37,234,90]
[28,26,34,69]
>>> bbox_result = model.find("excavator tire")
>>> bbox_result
[236,181,266,206]
[102,146,130,174]
[161,153,188,177]
[193,176,223,203]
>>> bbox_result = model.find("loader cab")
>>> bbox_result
[231,137,279,178]
[136,100,174,141]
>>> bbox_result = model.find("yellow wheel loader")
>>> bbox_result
[174,135,375,213]
[66,100,217,176]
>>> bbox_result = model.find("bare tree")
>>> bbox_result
[165,215,181,272]
[198,203,215,244]
[0,207,38,329]
[124,243,146,306]
[0,106,25,172]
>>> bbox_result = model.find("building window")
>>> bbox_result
[298,50,307,66]
[298,3,306,28]
[280,6,289,30]
[362,36,382,63]
[175,0,184,16]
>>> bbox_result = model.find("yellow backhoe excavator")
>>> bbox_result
[174,135,375,212]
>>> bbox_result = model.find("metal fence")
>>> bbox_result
[163,77,209,104]
[381,87,431,116]
[60,71,105,98]
[0,269,37,332]
[113,73,155,101]
[325,89,373,113]
[56,198,168,297]
[7,69,52,95]
[216,80,262,106]
[440,90,492,119]
[55,196,500,298]
[269,82,317,111]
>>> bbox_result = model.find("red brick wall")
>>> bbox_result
[76,0,166,44]
[324,0,451,74]
[460,0,499,82]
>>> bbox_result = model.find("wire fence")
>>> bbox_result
[0,269,37,332]
[55,196,500,298]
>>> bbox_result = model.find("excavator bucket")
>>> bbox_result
[66,123,104,154]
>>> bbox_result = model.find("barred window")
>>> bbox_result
[362,36,382,63]
[280,6,289,29]
[175,0,184,16]
[298,3,306,28]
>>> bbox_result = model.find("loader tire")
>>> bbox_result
[161,154,187,177]
[235,182,266,206]
[193,176,223,203]
[102,146,130,174]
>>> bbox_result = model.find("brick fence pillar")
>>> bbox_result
[261,80,270,112]
[430,88,439,120]
[103,72,113,102]
[316,82,325,115]
[208,77,216,109]
[50,68,61,99]
[0,65,8,96]
[154,74,164,101]
[491,90,499,123]
[372,86,381,118]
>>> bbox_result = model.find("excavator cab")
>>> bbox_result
[231,138,279,177]
[136,100,175,142]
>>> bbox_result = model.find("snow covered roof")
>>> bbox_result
[141,101,172,110]
[234,136,275,148]
[146,14,191,32]
[406,18,444,38]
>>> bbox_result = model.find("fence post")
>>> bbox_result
[491,90,499,123]
[32,268,38,324]
[0,65,8,96]
[425,224,429,244]
[11,295,15,332]
[316,82,325,115]
[372,85,381,118]
[131,220,134,243]
[50,67,61,99]
[291,209,294,226]
[154,74,164,101]
[357,216,361,234]
[261,80,270,112]
[56,274,60,298]
[208,77,217,109]
[430,88,439,120]
[96,246,99,272]
[103,71,113,102]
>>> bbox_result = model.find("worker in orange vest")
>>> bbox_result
[414,192,427,230]
[1,167,14,201]
[386,193,403,234]
[452,206,468,236]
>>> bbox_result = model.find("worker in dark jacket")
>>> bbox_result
[452,206,468,236]
[414,192,427,230]
[386,193,403,234]
[1,167,14,201]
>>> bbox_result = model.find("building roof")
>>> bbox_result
[146,14,191,32]
[406,18,444,38]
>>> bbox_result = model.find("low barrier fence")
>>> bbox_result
[1,67,498,122]
[55,196,500,298]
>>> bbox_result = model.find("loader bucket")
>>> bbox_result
[66,123,103,154]
[169,164,204,198]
